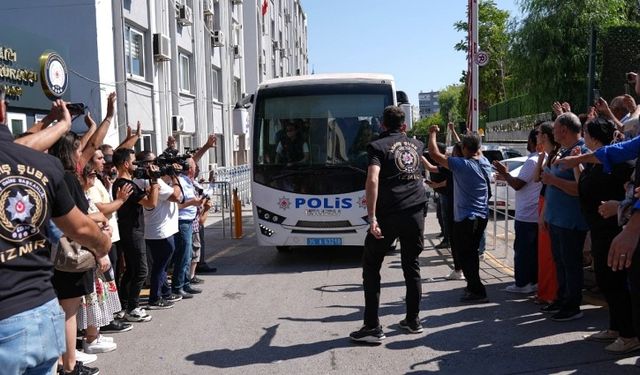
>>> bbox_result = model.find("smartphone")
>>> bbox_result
[593,89,601,103]
[67,103,86,116]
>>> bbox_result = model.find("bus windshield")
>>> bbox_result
[253,83,393,194]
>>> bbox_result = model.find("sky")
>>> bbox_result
[302,0,520,105]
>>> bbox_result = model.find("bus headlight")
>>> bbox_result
[257,206,286,224]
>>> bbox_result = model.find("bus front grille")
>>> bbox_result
[295,220,352,228]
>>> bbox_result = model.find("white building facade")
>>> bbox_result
[0,0,308,171]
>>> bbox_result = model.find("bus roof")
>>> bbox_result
[257,73,395,90]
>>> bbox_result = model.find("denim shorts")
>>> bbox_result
[0,298,66,375]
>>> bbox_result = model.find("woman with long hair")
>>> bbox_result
[49,132,102,375]
[533,122,560,305]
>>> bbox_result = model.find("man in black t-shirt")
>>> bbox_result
[0,90,111,374]
[349,106,428,344]
[112,148,159,322]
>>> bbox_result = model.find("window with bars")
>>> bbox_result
[125,26,145,78]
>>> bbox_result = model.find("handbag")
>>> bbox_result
[53,237,96,273]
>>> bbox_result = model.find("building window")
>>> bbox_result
[179,134,193,153]
[125,26,145,78]
[135,133,153,153]
[211,67,221,101]
[180,53,191,93]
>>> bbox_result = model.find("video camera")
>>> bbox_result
[133,149,193,180]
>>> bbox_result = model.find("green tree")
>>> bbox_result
[410,112,444,138]
[454,0,512,113]
[509,0,630,113]
[438,84,464,122]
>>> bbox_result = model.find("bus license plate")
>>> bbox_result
[307,238,342,246]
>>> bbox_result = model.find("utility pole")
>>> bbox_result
[468,0,479,133]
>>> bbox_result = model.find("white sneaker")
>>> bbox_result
[75,349,97,365]
[125,307,152,322]
[83,336,117,354]
[504,283,536,294]
[445,270,465,280]
[97,334,114,343]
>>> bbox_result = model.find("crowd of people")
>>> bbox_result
[0,90,218,375]
[350,70,640,361]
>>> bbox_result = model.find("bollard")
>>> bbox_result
[233,188,243,238]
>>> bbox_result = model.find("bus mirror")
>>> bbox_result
[396,90,409,105]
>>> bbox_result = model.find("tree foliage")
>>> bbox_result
[509,0,630,113]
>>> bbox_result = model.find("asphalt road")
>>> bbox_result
[93,206,640,374]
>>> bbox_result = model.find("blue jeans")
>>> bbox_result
[513,220,538,287]
[0,298,65,375]
[146,236,175,303]
[172,220,194,292]
[548,224,587,311]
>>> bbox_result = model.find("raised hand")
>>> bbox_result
[205,133,216,148]
[84,111,94,128]
[135,121,142,137]
[552,101,563,116]
[561,102,571,113]
[106,92,116,118]
[115,183,133,201]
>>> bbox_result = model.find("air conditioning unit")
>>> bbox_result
[231,0,243,4]
[211,30,224,46]
[203,0,214,15]
[233,45,242,58]
[296,68,301,75]
[273,40,280,49]
[153,33,171,61]
[171,115,185,132]
[177,5,193,26]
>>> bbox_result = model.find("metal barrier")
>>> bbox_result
[200,164,252,238]
[490,179,516,260]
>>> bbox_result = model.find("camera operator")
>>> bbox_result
[172,157,204,298]
[133,151,185,307]
[112,148,159,322]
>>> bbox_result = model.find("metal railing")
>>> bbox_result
[213,164,252,205]
[490,180,516,260]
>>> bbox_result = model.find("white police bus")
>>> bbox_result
[244,73,409,251]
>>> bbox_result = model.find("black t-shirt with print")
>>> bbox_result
[367,130,428,217]
[113,177,147,234]
[0,126,75,320]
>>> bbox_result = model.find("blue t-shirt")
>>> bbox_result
[544,140,589,230]
[448,156,492,222]
[178,175,198,221]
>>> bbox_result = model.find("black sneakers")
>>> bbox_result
[59,361,99,375]
[164,293,183,302]
[184,286,202,294]
[349,325,386,343]
[399,319,424,334]
[100,320,132,333]
[147,298,175,310]
[551,309,583,322]
[460,291,489,303]
[190,276,205,284]
[540,301,562,314]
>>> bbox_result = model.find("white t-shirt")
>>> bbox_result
[86,179,120,243]
[134,178,179,240]
[514,153,542,223]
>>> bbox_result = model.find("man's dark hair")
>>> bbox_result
[556,112,581,134]
[113,148,134,168]
[136,150,154,162]
[527,129,538,152]
[382,105,405,130]
[461,133,481,154]
[584,117,615,146]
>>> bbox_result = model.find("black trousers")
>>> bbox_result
[118,231,148,311]
[453,217,488,296]
[362,204,424,328]
[628,241,640,339]
[591,227,634,337]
